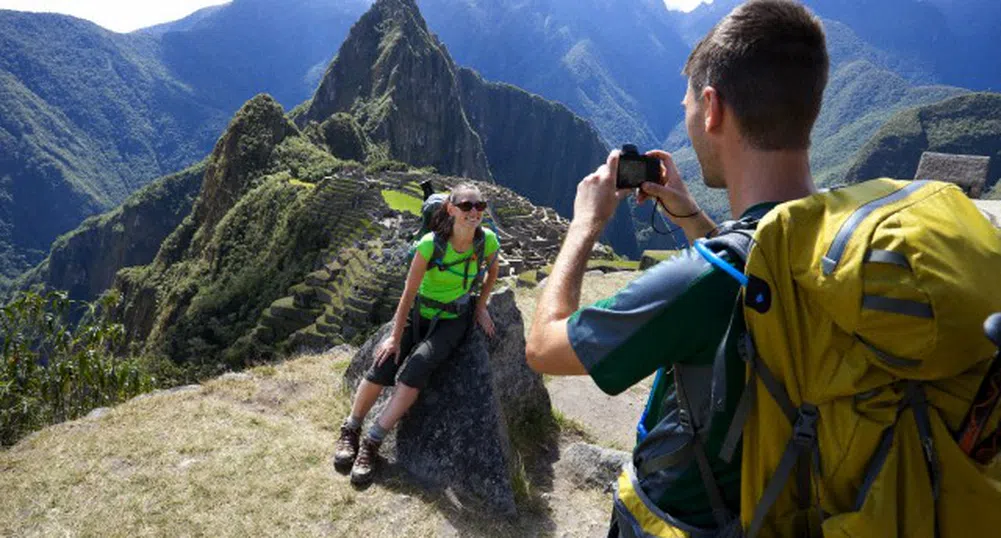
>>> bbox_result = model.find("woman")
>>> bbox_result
[334,182,501,485]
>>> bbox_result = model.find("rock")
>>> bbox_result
[483,288,550,423]
[557,442,631,491]
[85,407,110,420]
[327,343,358,357]
[343,287,550,516]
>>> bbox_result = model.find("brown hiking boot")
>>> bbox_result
[334,423,360,471]
[350,436,382,485]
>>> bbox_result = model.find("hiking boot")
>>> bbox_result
[334,423,361,471]
[350,436,382,485]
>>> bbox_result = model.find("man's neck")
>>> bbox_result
[724,147,817,218]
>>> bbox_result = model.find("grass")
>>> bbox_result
[0,350,450,537]
[380,189,423,217]
[551,408,597,444]
[0,347,621,536]
[0,273,666,535]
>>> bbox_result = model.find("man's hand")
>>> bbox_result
[374,336,401,367]
[637,150,701,222]
[637,150,718,241]
[573,151,631,230]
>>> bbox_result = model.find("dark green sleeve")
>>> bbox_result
[567,248,741,395]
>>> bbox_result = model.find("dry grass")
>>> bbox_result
[0,348,616,537]
[0,352,449,537]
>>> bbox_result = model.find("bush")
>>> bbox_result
[0,290,153,446]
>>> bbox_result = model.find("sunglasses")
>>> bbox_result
[454,200,488,212]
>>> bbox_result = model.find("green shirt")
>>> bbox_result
[415,229,500,319]
[566,202,777,528]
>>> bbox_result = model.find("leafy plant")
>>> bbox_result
[0,290,153,446]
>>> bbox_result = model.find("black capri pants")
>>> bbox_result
[365,309,472,390]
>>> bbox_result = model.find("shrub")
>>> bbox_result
[0,290,153,446]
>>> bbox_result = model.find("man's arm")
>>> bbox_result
[526,152,627,374]
[525,219,601,374]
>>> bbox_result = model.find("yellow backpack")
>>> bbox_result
[697,179,1001,537]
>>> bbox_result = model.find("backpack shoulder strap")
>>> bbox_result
[429,232,448,270]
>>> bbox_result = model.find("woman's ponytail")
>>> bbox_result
[429,202,453,241]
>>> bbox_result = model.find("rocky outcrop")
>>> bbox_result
[342,288,549,515]
[303,0,491,182]
[188,95,297,253]
[557,442,631,491]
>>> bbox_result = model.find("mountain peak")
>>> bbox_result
[302,0,491,181]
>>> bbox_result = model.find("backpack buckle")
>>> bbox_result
[792,405,819,448]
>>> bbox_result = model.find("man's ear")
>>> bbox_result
[702,86,723,133]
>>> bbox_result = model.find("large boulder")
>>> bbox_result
[343,287,549,515]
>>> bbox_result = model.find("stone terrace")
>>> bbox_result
[248,170,578,353]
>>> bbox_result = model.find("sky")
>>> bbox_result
[0,0,713,33]
[0,0,232,33]
[664,0,713,12]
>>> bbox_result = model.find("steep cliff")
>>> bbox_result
[456,68,638,258]
[13,163,204,302]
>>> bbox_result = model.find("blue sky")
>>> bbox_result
[0,0,712,33]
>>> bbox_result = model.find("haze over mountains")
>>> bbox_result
[1,0,999,284]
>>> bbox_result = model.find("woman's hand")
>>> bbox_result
[476,307,496,339]
[374,336,402,367]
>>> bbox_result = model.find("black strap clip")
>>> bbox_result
[792,405,820,449]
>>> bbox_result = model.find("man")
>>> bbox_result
[525,0,828,534]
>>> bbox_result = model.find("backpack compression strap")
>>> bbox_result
[695,224,824,538]
[698,222,942,538]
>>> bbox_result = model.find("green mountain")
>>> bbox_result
[15,0,630,377]
[0,11,228,283]
[846,92,1001,188]
[151,0,370,113]
[14,163,204,302]
[298,0,636,256]
[416,0,689,150]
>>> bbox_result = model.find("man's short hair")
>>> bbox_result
[683,0,829,151]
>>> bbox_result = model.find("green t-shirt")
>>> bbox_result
[415,229,500,319]
[566,202,777,528]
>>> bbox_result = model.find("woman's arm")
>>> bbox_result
[473,254,500,338]
[390,253,428,343]
[475,254,500,312]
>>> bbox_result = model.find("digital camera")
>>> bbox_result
[616,144,660,190]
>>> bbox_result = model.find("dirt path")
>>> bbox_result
[546,375,651,451]
[517,270,652,451]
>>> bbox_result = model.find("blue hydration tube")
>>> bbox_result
[693,239,748,287]
[636,367,666,442]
